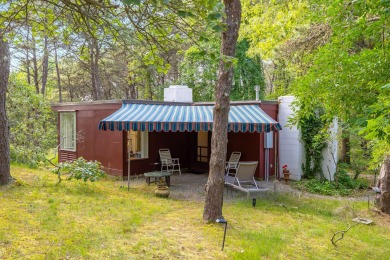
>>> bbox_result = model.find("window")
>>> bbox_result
[60,112,76,151]
[197,131,209,162]
[128,130,148,159]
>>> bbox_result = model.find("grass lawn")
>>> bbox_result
[1,166,390,259]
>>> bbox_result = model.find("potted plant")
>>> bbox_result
[282,164,291,183]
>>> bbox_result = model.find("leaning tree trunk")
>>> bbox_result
[0,37,12,185]
[203,0,241,222]
[376,155,390,214]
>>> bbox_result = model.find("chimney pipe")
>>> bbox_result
[254,85,260,101]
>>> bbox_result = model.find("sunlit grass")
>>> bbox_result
[1,165,389,259]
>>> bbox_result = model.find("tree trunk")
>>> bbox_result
[66,74,74,102]
[41,36,49,95]
[341,136,350,164]
[376,155,390,214]
[32,35,40,94]
[26,25,31,85]
[203,0,241,222]
[0,38,12,186]
[54,43,62,102]
[89,38,103,100]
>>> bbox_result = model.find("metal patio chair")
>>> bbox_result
[225,151,241,176]
[159,148,181,175]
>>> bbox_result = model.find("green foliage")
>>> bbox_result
[296,107,328,179]
[52,158,106,184]
[123,0,141,5]
[335,163,370,190]
[231,39,265,100]
[297,164,369,196]
[7,74,56,168]
[291,0,390,170]
[240,0,310,59]
[179,39,265,102]
[348,132,372,179]
[360,86,390,167]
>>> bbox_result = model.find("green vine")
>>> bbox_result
[298,108,328,179]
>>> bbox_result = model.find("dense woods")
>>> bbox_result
[0,0,389,213]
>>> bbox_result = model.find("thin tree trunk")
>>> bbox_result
[89,38,102,100]
[32,35,39,94]
[341,136,350,164]
[203,0,241,222]
[67,74,73,102]
[0,38,12,185]
[26,25,31,85]
[376,156,390,214]
[54,43,62,102]
[41,36,49,95]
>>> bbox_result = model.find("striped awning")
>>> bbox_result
[98,103,282,133]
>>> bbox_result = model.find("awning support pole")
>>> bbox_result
[127,148,130,191]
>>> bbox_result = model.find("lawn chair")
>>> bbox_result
[159,149,181,175]
[225,151,241,176]
[224,161,259,190]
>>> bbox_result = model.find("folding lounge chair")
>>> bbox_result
[225,151,241,176]
[159,149,181,175]
[226,161,259,189]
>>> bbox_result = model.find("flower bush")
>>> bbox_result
[51,157,106,184]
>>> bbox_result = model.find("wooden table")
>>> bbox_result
[144,171,171,187]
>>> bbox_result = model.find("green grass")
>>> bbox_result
[1,166,390,259]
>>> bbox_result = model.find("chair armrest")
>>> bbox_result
[172,158,180,163]
[226,162,238,167]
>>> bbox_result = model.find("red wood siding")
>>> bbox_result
[53,102,124,177]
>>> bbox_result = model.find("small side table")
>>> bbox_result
[144,171,171,187]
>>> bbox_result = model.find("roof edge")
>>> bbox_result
[51,99,279,107]
[51,99,123,107]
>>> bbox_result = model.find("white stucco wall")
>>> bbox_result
[278,96,338,181]
[321,118,338,181]
[278,96,304,181]
[164,85,193,102]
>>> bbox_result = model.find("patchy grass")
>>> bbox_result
[1,166,390,259]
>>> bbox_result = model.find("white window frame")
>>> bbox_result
[60,112,76,151]
[128,130,148,159]
[140,131,149,159]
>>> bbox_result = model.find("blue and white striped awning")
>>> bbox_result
[98,103,282,133]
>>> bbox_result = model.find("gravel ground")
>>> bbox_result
[122,172,347,202]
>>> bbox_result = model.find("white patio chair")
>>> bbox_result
[225,151,241,176]
[159,148,181,175]
[224,161,259,189]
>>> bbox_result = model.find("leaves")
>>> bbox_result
[7,74,56,168]
[207,12,222,20]
[122,0,141,5]
[53,158,106,183]
[177,10,193,17]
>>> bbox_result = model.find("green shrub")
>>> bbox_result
[52,158,106,184]
[7,75,56,168]
[297,164,369,196]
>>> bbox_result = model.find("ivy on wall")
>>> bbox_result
[298,107,328,179]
